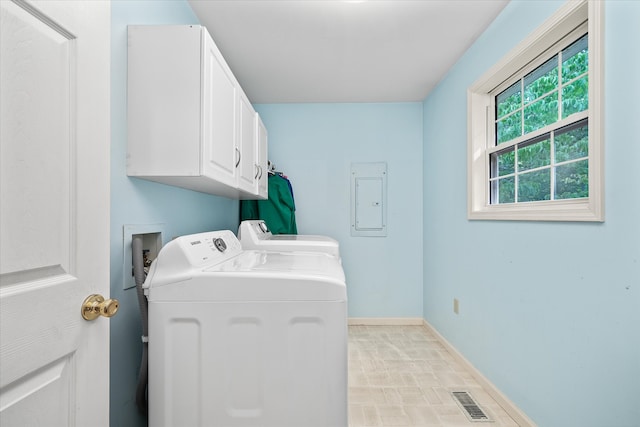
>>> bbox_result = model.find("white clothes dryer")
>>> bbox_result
[144,230,347,427]
[238,219,341,259]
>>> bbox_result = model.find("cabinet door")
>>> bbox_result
[256,114,268,199]
[238,91,257,194]
[202,29,238,188]
[128,26,202,177]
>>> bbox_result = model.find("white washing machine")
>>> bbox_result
[238,219,341,259]
[144,230,347,427]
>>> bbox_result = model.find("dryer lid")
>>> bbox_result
[238,220,340,257]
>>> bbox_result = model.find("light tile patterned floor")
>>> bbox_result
[348,325,520,427]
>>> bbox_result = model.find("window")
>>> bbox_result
[467,0,603,221]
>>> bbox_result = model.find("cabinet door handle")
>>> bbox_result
[254,164,260,179]
[259,165,263,179]
[235,148,241,168]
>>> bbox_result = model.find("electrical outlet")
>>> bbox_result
[453,298,459,314]
[123,224,165,290]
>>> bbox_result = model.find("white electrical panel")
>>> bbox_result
[350,162,387,237]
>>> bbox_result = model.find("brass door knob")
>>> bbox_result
[81,294,119,321]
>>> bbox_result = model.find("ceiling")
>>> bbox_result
[188,0,509,104]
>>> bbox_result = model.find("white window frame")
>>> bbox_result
[467,0,604,222]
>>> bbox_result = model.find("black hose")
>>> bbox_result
[133,236,149,416]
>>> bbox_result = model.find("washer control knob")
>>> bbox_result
[213,238,227,252]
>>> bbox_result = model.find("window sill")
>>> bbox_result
[468,198,604,222]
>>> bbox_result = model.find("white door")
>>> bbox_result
[256,114,268,199]
[238,90,257,195]
[202,27,239,188]
[0,1,111,426]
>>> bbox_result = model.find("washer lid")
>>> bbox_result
[207,250,343,277]
[147,251,346,302]
[144,230,346,302]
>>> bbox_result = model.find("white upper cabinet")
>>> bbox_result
[127,25,267,199]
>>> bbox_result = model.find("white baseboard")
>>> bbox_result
[348,317,425,326]
[422,319,537,427]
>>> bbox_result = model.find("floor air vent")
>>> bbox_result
[451,391,492,422]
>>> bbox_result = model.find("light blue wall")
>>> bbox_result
[110,2,239,426]
[254,103,423,318]
[110,1,640,426]
[422,1,640,426]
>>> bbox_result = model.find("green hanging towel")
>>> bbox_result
[240,174,297,234]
